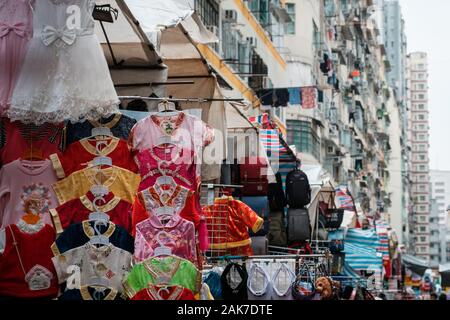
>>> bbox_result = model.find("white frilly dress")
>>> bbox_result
[9,0,119,125]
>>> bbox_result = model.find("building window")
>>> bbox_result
[285,3,296,35]
[313,20,320,54]
[287,120,320,160]
[195,0,219,28]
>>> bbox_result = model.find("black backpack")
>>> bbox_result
[286,169,311,208]
[268,172,287,211]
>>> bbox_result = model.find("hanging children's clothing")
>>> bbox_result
[0,0,34,114]
[51,220,134,256]
[131,285,196,301]
[52,243,132,294]
[52,165,140,205]
[0,118,65,166]
[0,221,59,299]
[9,0,119,124]
[134,145,199,191]
[50,137,138,179]
[203,197,263,256]
[50,192,132,235]
[65,114,137,146]
[132,184,202,232]
[221,262,248,300]
[0,159,58,228]
[129,112,214,160]
[58,286,123,300]
[123,256,202,299]
[134,214,197,264]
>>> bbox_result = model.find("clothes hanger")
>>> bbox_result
[87,276,110,289]
[157,285,172,298]
[153,231,173,257]
[157,100,178,114]
[89,196,110,223]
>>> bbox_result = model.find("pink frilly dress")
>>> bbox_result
[0,0,34,115]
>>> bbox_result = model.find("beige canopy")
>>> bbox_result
[94,0,218,110]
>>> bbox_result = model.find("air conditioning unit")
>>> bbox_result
[262,76,270,89]
[327,145,336,155]
[224,10,238,22]
[246,36,257,47]
[206,25,219,37]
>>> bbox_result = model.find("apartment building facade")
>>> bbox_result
[430,169,450,264]
[192,0,406,246]
[407,52,431,261]
[382,0,411,248]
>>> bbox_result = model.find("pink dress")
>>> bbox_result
[0,159,57,228]
[134,146,199,192]
[0,0,33,114]
[134,214,197,265]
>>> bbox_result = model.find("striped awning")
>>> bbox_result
[259,129,297,189]
[335,185,356,212]
[344,229,383,273]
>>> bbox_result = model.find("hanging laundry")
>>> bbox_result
[300,87,318,109]
[288,88,301,105]
[257,89,290,108]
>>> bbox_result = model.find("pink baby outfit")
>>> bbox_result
[129,112,214,165]
[134,146,199,192]
[0,159,57,228]
[134,214,197,265]
[0,0,34,114]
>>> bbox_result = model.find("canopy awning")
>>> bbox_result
[402,254,430,276]
[95,0,218,110]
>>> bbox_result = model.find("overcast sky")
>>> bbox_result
[399,0,450,171]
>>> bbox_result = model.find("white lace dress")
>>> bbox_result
[9,0,119,125]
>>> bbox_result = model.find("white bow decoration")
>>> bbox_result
[41,25,77,47]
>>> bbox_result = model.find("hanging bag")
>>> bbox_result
[285,168,311,208]
[292,263,315,301]
[268,172,287,211]
[287,208,311,242]
[319,193,344,229]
